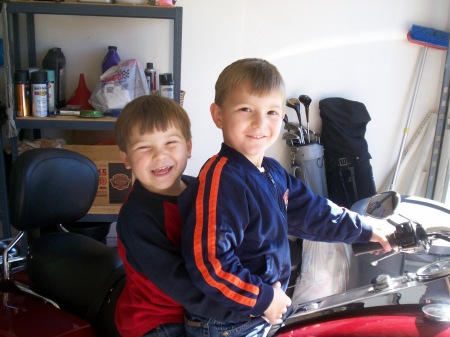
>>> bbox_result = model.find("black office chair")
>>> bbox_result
[3,147,124,337]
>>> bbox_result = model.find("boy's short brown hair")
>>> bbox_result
[214,58,286,107]
[114,95,192,152]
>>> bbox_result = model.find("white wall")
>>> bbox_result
[29,0,450,191]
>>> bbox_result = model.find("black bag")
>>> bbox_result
[319,97,376,208]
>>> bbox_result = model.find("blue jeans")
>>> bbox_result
[142,323,186,337]
[185,313,271,337]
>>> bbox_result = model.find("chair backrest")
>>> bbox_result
[9,148,98,231]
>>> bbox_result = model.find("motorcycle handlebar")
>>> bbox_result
[352,242,384,256]
[351,193,450,257]
[352,233,398,256]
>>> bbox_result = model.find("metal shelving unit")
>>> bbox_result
[15,116,117,131]
[6,1,183,103]
[0,1,183,236]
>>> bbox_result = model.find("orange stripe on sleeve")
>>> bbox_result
[193,156,259,308]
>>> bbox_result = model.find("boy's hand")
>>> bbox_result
[263,281,292,325]
[369,220,394,253]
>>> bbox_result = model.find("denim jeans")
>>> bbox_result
[142,323,186,337]
[185,313,271,337]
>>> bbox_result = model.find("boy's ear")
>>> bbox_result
[210,103,223,129]
[187,139,193,159]
[119,151,132,169]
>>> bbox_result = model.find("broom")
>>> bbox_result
[389,25,449,191]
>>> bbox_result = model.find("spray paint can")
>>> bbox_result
[31,70,48,117]
[45,69,55,114]
[159,73,174,99]
[14,69,31,117]
[145,62,157,92]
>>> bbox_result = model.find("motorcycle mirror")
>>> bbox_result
[365,191,401,219]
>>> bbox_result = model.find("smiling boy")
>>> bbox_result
[114,95,244,337]
[180,58,392,337]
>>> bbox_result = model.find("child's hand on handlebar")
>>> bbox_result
[368,219,394,253]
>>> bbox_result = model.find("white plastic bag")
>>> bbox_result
[292,240,351,304]
[89,59,149,113]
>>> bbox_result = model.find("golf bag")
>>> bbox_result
[288,98,350,305]
[319,97,376,208]
[291,141,351,303]
[291,143,328,197]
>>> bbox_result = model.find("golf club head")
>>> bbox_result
[299,95,312,143]
[282,131,300,140]
[301,126,321,143]
[286,97,300,109]
[298,95,312,108]
[285,139,300,147]
[286,98,302,126]
[284,121,300,131]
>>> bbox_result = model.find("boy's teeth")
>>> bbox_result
[154,166,170,175]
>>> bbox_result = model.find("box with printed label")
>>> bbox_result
[63,145,133,207]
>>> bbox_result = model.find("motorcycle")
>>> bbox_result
[1,148,450,337]
[272,192,450,336]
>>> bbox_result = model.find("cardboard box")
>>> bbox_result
[63,145,133,208]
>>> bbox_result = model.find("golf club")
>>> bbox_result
[308,129,320,144]
[286,98,302,127]
[282,131,300,140]
[299,95,312,143]
[286,98,304,144]
[284,121,301,135]
[285,139,294,147]
[285,139,300,147]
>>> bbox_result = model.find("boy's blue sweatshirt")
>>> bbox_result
[180,143,372,318]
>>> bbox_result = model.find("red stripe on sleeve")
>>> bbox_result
[193,156,259,308]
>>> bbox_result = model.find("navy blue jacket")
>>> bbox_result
[116,178,244,337]
[180,143,372,318]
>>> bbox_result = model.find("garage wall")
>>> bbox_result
[18,0,450,192]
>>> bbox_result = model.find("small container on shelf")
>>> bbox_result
[30,70,48,118]
[44,69,55,114]
[42,47,66,109]
[101,46,121,74]
[159,73,174,99]
[144,62,157,92]
[14,69,31,117]
[149,0,176,6]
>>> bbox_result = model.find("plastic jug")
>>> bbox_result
[42,47,66,109]
[102,46,121,74]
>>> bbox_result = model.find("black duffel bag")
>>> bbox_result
[319,97,376,208]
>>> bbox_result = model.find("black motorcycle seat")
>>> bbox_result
[27,231,125,322]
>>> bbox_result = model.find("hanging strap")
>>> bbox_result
[337,157,359,204]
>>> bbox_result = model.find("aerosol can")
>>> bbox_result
[145,62,157,92]
[31,70,48,117]
[159,73,174,99]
